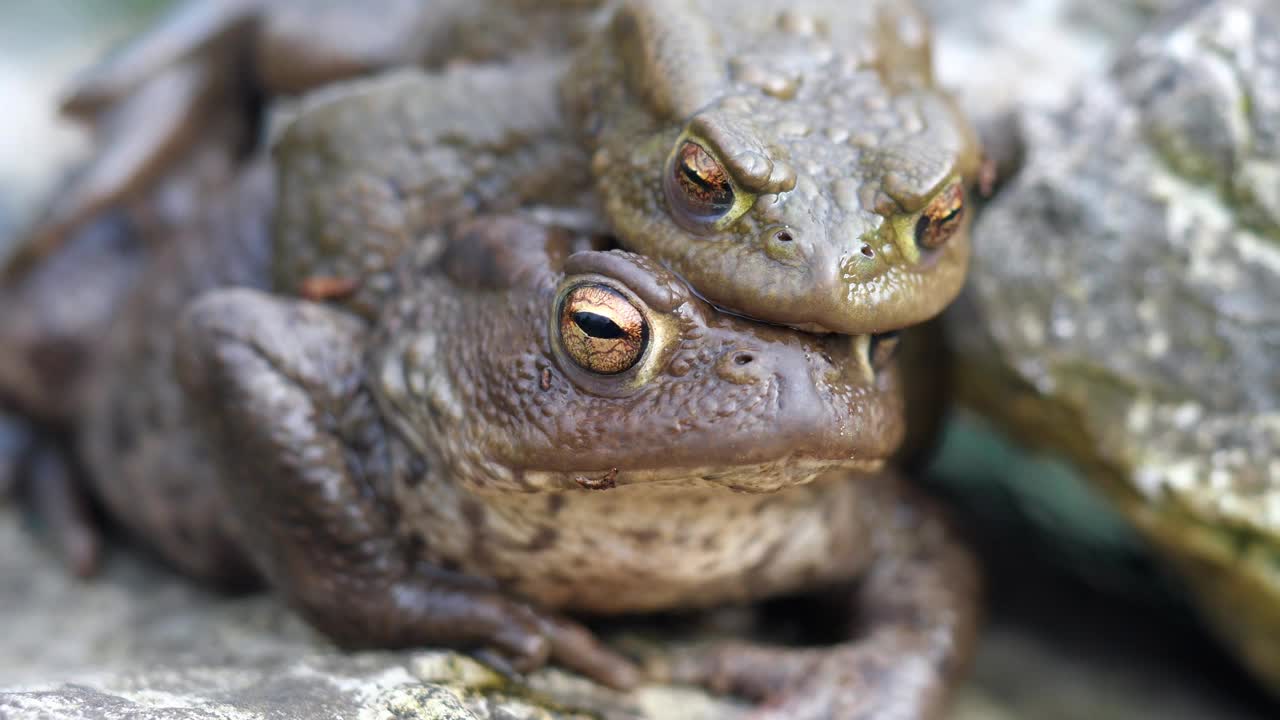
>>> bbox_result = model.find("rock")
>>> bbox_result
[0,507,747,720]
[949,0,1280,690]
[922,0,1187,120]
[4,504,1274,719]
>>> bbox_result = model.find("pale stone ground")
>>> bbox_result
[2,501,1273,719]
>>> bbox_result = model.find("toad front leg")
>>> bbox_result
[662,471,980,720]
[175,288,637,689]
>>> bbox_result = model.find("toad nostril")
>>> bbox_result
[716,349,765,384]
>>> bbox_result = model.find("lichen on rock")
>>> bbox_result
[949,0,1280,690]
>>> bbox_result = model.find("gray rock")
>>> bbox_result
[0,508,746,720]
[5,501,1273,719]
[922,0,1189,121]
[949,0,1280,690]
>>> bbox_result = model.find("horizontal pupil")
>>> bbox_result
[679,163,733,209]
[681,161,717,189]
[573,311,626,339]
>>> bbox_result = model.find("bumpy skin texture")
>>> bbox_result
[0,2,982,713]
[662,473,979,720]
[0,214,141,424]
[0,93,259,576]
[77,159,273,587]
[271,61,595,317]
[2,141,977,719]
[2,0,602,281]
[565,0,980,333]
[11,0,978,337]
[162,215,976,715]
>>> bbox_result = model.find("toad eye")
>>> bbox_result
[914,183,966,251]
[665,140,736,229]
[557,284,649,375]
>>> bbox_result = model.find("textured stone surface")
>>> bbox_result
[0,509,746,720]
[923,0,1186,119]
[6,501,1277,718]
[948,0,1280,690]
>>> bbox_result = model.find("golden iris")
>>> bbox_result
[915,183,965,250]
[558,284,649,374]
[666,140,736,225]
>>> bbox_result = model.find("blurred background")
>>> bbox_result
[0,2,169,240]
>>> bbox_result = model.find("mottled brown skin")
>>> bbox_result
[662,471,978,720]
[20,191,979,714]
[156,214,972,716]
[76,158,273,588]
[11,0,978,337]
[566,0,981,333]
[270,61,597,318]
[3,0,602,283]
[0,214,141,425]
[0,3,983,714]
[0,99,259,576]
[2,172,979,714]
